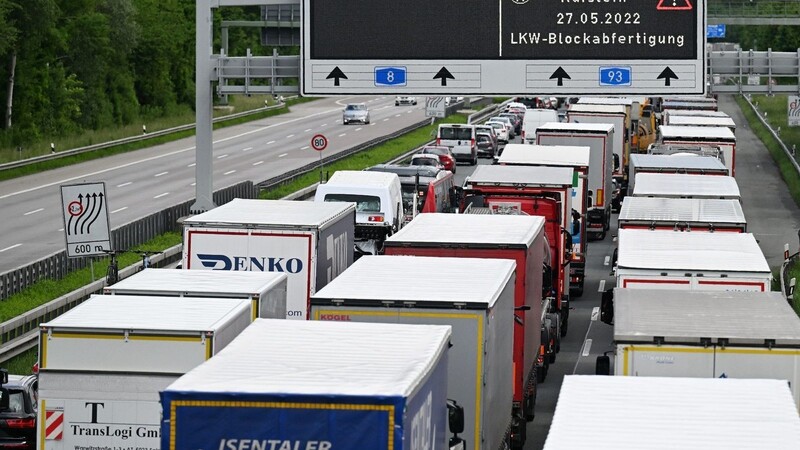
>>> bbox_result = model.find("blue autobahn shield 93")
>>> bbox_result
[599,67,632,87]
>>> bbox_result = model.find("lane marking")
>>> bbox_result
[370,122,376,126]
[111,207,128,214]
[0,104,351,200]
[224,170,236,175]
[0,244,21,253]
[598,279,606,292]
[24,208,44,216]
[581,339,593,357]
[591,307,600,322]
[242,147,252,152]
[267,140,276,145]
[187,163,195,167]
[300,146,309,150]
[383,118,389,122]
[116,182,132,188]
[338,133,346,137]
[279,153,288,158]
[321,123,328,127]
[574,309,597,375]
[304,128,312,132]
[286,134,295,139]
[154,192,169,199]
[154,171,168,177]
[216,154,228,159]
[58,228,64,232]
[604,256,610,266]
[190,182,196,186]
[355,127,363,131]
[253,161,264,166]
[395,114,402,117]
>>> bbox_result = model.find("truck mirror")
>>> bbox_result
[542,264,553,297]
[613,154,620,172]
[600,289,614,325]
[596,355,611,375]
[587,190,593,209]
[0,369,7,385]
[447,399,465,435]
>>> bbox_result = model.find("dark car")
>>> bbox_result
[0,372,37,450]
[475,132,497,158]
[417,146,456,173]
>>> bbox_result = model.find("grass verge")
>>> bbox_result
[3,348,36,376]
[0,97,316,183]
[261,114,468,199]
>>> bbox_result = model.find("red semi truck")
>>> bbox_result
[384,213,547,450]
[460,165,574,340]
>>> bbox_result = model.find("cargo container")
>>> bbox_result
[182,199,355,319]
[37,295,253,450]
[160,319,458,450]
[627,154,729,196]
[544,376,800,449]
[103,268,287,320]
[384,213,545,448]
[631,173,741,201]
[567,103,627,181]
[599,289,800,407]
[496,144,590,296]
[664,114,737,134]
[618,197,746,232]
[536,122,614,236]
[658,125,736,176]
[311,256,515,450]
[461,165,574,340]
[615,229,771,291]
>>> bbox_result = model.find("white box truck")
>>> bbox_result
[598,289,800,407]
[618,197,747,232]
[567,103,627,182]
[614,229,771,291]
[536,122,614,237]
[544,376,800,449]
[160,319,461,450]
[658,125,737,176]
[631,173,741,202]
[311,255,515,450]
[103,268,288,320]
[664,114,737,134]
[182,199,355,319]
[496,143,590,296]
[37,295,253,450]
[627,154,729,196]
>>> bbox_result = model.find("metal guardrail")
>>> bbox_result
[0,102,288,171]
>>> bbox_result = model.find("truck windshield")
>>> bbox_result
[324,194,381,212]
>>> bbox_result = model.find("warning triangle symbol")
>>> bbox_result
[657,0,693,11]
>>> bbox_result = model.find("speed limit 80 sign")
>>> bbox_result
[311,134,328,151]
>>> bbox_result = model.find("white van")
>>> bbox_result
[437,123,477,165]
[521,109,558,143]
[315,170,403,255]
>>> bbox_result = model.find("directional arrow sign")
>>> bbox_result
[550,67,571,87]
[657,67,679,86]
[61,182,112,258]
[433,67,454,86]
[326,67,348,86]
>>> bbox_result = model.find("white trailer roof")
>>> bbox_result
[41,295,251,332]
[536,122,614,134]
[497,144,590,168]
[617,229,769,273]
[667,115,737,128]
[324,170,399,188]
[659,125,736,141]
[467,164,573,187]
[613,290,800,345]
[386,213,545,248]
[165,319,451,397]
[618,197,746,225]
[567,104,627,115]
[183,198,354,227]
[663,95,718,103]
[312,255,515,308]
[544,376,800,450]
[105,268,286,297]
[629,154,728,172]
[632,173,740,198]
[664,110,729,118]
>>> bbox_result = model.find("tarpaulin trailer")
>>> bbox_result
[658,125,736,176]
[627,154,729,196]
[618,197,746,232]
[543,376,800,450]
[182,199,355,319]
[160,319,454,450]
[311,256,515,450]
[103,268,287,320]
[615,229,771,291]
[602,289,800,407]
[37,295,253,450]
[631,173,741,202]
[384,213,545,449]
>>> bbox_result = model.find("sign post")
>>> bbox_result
[789,96,800,127]
[311,134,329,183]
[60,182,112,258]
[302,0,705,95]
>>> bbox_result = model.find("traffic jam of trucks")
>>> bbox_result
[23,93,800,450]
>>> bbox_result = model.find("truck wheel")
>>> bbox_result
[596,355,611,375]
[524,385,536,422]
[471,155,477,166]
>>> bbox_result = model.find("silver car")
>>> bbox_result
[343,103,370,124]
